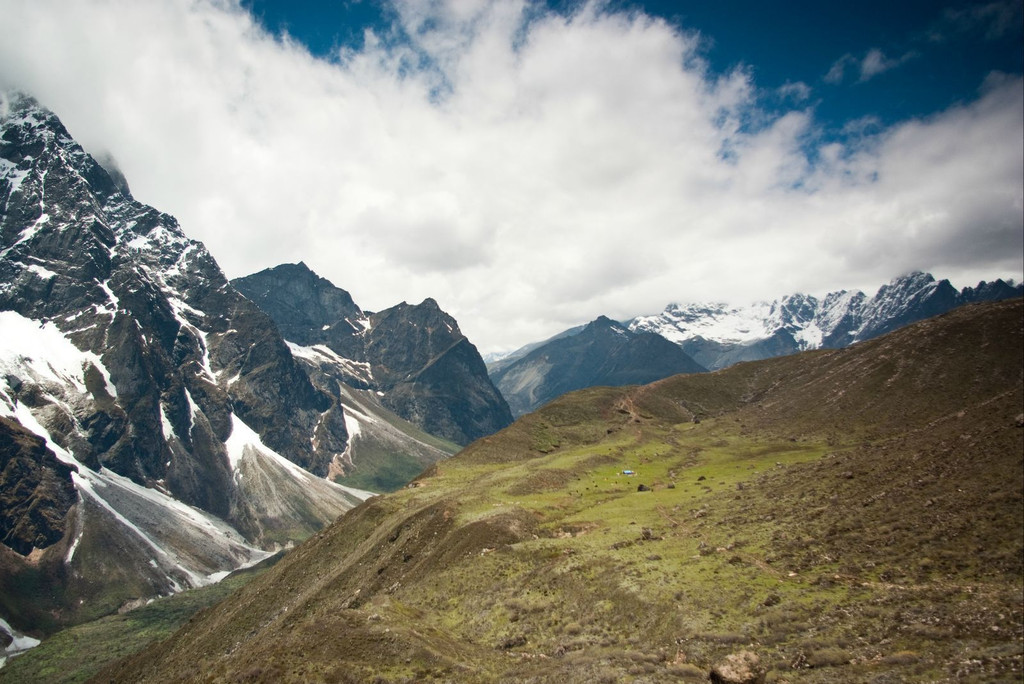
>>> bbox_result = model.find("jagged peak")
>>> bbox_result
[90,149,132,199]
[0,90,136,210]
[0,91,77,151]
[588,314,627,330]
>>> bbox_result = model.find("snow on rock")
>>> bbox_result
[6,391,272,588]
[0,310,116,400]
[631,301,773,344]
[72,464,272,591]
[0,616,40,666]
[225,414,374,502]
[286,340,374,384]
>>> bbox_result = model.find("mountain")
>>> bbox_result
[489,316,706,417]
[99,298,1023,683]
[484,323,588,377]
[629,272,1022,369]
[0,92,374,636]
[232,263,513,446]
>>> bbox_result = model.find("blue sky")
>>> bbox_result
[244,0,1022,135]
[1,0,1021,352]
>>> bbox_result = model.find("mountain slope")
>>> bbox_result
[233,263,513,446]
[100,298,1024,683]
[629,272,1021,369]
[285,340,459,492]
[490,316,705,417]
[0,92,371,635]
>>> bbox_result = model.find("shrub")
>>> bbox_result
[807,647,850,668]
[881,651,920,665]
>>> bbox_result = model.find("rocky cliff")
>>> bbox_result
[234,263,513,445]
[0,92,372,635]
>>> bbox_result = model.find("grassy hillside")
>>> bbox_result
[97,299,1023,683]
[0,556,279,683]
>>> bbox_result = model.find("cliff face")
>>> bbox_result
[234,265,513,446]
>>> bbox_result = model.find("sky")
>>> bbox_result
[0,0,1021,354]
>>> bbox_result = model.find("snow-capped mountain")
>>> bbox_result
[0,92,375,636]
[233,263,513,448]
[629,273,1021,369]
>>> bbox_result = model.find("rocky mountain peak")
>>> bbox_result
[233,262,365,353]
[587,314,625,329]
[490,313,705,417]
[1,94,372,635]
[233,266,511,446]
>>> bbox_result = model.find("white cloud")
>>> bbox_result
[826,48,916,84]
[777,81,811,102]
[857,48,916,82]
[0,0,1020,353]
[824,54,856,84]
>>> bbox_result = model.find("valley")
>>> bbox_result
[92,299,1023,683]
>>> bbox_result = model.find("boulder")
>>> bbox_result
[709,650,765,684]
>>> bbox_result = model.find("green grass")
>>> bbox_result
[334,448,431,492]
[0,557,277,684]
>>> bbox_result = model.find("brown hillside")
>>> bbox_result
[95,299,1023,683]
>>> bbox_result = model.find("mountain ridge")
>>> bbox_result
[0,92,376,636]
[629,271,1021,368]
[489,314,705,417]
[233,262,513,447]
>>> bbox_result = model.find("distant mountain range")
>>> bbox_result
[490,272,1021,415]
[630,272,1022,370]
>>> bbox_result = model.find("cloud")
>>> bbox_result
[825,48,916,84]
[932,0,1023,41]
[0,0,1020,353]
[824,54,856,84]
[857,48,917,82]
[776,81,811,102]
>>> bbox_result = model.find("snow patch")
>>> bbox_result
[225,414,375,501]
[97,280,120,315]
[160,403,176,442]
[795,323,823,350]
[286,341,374,381]
[64,507,85,565]
[0,310,117,403]
[25,263,58,281]
[0,616,40,664]
[165,296,216,382]
[8,401,77,466]
[631,302,773,344]
[13,211,49,247]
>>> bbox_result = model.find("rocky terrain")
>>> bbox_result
[0,92,377,637]
[233,263,513,448]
